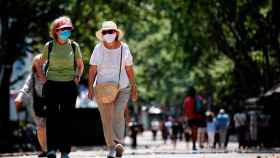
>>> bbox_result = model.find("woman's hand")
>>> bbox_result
[74,76,80,85]
[131,85,138,102]
[88,88,95,100]
[14,95,23,111]
[125,66,138,102]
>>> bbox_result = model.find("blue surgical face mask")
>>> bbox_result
[58,30,71,41]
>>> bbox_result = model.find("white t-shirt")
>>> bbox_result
[89,43,133,89]
[234,112,247,127]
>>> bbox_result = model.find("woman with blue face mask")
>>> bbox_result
[88,21,138,158]
[36,16,84,158]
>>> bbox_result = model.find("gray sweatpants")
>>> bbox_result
[96,87,130,148]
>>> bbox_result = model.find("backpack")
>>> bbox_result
[44,40,77,74]
[195,96,204,114]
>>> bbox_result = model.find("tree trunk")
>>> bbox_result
[0,64,13,152]
[0,1,15,151]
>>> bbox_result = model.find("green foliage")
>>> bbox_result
[1,0,279,110]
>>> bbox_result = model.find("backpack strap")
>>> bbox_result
[44,40,53,75]
[70,40,77,71]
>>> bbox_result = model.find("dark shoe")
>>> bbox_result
[192,146,197,151]
[38,152,47,157]
[115,144,124,158]
[61,153,69,158]
[47,151,56,158]
[107,148,115,158]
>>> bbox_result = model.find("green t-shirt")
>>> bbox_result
[42,39,82,81]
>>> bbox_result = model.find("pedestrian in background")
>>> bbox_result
[196,95,207,149]
[183,86,200,150]
[151,119,160,141]
[15,54,47,157]
[129,118,139,149]
[248,110,258,147]
[37,16,84,158]
[171,118,180,149]
[215,109,230,149]
[206,111,216,149]
[161,120,169,144]
[183,122,191,149]
[88,21,138,158]
[233,109,247,149]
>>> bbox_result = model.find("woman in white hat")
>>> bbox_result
[88,21,138,158]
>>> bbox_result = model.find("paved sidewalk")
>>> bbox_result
[1,131,280,158]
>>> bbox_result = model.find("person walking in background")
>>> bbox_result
[177,117,184,141]
[183,121,191,149]
[161,120,169,144]
[15,54,47,157]
[206,111,216,149]
[128,118,139,149]
[171,118,179,149]
[183,86,200,150]
[196,95,207,149]
[215,109,230,149]
[248,110,258,147]
[233,109,247,149]
[88,21,138,158]
[37,16,84,158]
[151,119,160,141]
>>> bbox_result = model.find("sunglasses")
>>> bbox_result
[57,27,73,32]
[102,30,116,35]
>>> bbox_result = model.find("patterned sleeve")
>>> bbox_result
[19,74,33,96]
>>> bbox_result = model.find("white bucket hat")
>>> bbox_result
[96,21,124,41]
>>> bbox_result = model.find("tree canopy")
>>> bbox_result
[1,0,279,111]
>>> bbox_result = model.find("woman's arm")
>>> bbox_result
[88,65,97,100]
[74,58,84,84]
[125,65,138,102]
[15,74,33,110]
[20,74,33,96]
[36,57,47,83]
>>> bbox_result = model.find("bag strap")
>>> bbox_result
[117,46,123,87]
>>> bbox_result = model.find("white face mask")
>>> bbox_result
[103,33,117,43]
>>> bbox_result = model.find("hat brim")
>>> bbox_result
[57,24,73,30]
[96,28,124,41]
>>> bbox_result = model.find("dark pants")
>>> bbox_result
[43,80,78,154]
[236,125,247,148]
